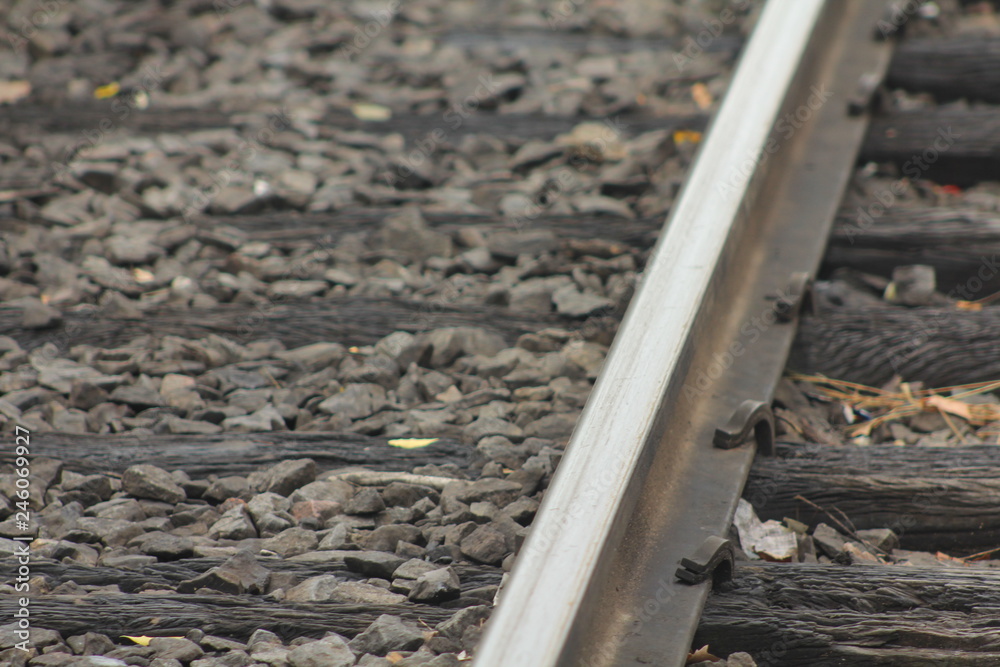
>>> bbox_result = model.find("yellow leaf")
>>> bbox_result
[386,653,406,664]
[925,395,972,421]
[351,102,392,121]
[686,645,722,663]
[673,129,702,145]
[691,82,713,110]
[122,635,184,645]
[95,82,121,99]
[122,636,150,646]
[388,438,438,449]
[956,300,982,311]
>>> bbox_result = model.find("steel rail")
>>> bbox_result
[475,1,892,666]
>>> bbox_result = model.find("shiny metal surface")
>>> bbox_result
[475,1,892,665]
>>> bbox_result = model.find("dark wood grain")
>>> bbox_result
[697,563,1000,666]
[790,305,1000,386]
[887,37,1000,103]
[861,109,1000,186]
[0,431,471,476]
[747,443,1000,552]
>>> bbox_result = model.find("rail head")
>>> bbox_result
[474,1,833,665]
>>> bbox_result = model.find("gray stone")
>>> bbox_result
[122,464,186,504]
[161,415,225,435]
[523,413,578,440]
[203,476,252,504]
[318,523,351,550]
[460,525,508,565]
[436,605,491,640]
[284,575,341,602]
[346,487,385,515]
[67,475,116,503]
[408,566,460,603]
[209,506,258,540]
[149,637,204,662]
[856,527,900,552]
[287,635,355,667]
[392,558,438,582]
[69,517,142,547]
[106,235,164,265]
[178,550,271,595]
[66,632,116,656]
[268,280,329,299]
[257,511,295,536]
[289,479,354,505]
[551,284,612,317]
[504,497,539,525]
[275,343,346,371]
[463,417,523,442]
[261,527,319,557]
[0,623,61,649]
[487,230,559,260]
[110,384,167,410]
[222,404,286,432]
[69,380,108,410]
[422,328,506,368]
[381,482,438,508]
[372,207,453,263]
[349,614,424,656]
[246,492,292,521]
[330,581,407,605]
[344,551,404,579]
[249,644,290,667]
[139,532,195,560]
[456,478,524,507]
[317,383,387,420]
[31,357,112,395]
[250,459,317,496]
[247,629,282,651]
[359,524,423,552]
[21,298,63,329]
[812,523,848,558]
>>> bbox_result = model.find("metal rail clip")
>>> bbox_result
[675,535,735,587]
[713,399,775,456]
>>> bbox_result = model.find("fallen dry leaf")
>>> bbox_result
[351,102,392,121]
[388,438,438,449]
[0,80,30,104]
[673,129,703,145]
[94,82,121,99]
[936,551,969,566]
[924,395,972,421]
[691,82,713,110]
[686,645,722,663]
